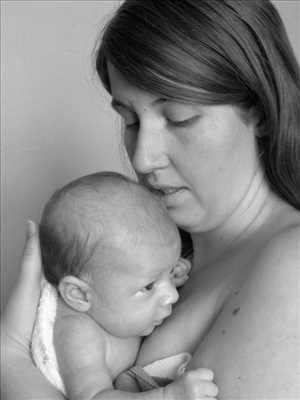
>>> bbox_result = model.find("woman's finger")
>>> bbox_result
[20,220,43,286]
[2,220,43,348]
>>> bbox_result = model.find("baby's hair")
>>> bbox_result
[39,171,173,286]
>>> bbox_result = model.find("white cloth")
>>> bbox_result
[30,282,67,395]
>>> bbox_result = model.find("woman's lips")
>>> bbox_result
[162,187,183,195]
[160,188,188,204]
[150,186,187,196]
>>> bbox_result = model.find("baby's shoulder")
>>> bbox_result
[54,313,106,358]
[55,311,99,334]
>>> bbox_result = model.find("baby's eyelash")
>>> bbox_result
[144,282,155,291]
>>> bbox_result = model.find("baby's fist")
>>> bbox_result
[164,368,218,400]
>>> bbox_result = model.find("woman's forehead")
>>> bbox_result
[107,62,158,107]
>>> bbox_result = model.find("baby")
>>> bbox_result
[31,171,218,400]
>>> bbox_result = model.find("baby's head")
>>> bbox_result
[40,171,181,337]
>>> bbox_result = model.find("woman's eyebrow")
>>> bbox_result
[111,97,169,110]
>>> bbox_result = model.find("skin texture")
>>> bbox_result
[32,175,219,400]
[50,213,181,399]
[1,43,300,400]
[85,225,181,338]
[109,63,259,235]
[108,65,300,398]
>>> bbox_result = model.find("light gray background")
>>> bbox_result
[1,1,299,310]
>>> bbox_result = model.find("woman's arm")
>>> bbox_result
[1,221,65,400]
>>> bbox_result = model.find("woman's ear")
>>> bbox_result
[246,106,267,138]
[58,276,92,312]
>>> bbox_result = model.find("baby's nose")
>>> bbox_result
[160,282,179,306]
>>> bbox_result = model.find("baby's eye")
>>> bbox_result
[142,281,155,292]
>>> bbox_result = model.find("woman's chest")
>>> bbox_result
[137,260,240,366]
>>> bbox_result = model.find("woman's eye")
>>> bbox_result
[125,120,139,129]
[167,115,199,128]
[114,106,139,129]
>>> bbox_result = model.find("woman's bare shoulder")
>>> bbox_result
[236,222,300,395]
[252,220,300,283]
[248,221,300,321]
[191,221,300,398]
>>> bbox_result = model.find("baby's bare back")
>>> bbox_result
[54,303,140,398]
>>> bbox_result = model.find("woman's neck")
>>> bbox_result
[191,169,282,269]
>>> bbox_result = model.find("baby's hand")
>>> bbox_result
[172,258,191,287]
[164,368,218,400]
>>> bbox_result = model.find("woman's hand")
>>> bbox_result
[2,221,43,351]
[1,221,64,399]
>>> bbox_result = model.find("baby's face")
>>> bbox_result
[89,224,181,338]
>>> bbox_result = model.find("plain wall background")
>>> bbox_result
[1,0,299,311]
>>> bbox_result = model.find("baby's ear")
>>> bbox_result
[58,276,92,312]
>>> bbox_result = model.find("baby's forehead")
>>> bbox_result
[53,176,179,244]
[102,213,178,249]
[75,182,173,227]
[91,225,180,281]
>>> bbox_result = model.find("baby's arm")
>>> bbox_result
[55,316,218,400]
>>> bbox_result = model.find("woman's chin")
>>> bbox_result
[166,205,206,233]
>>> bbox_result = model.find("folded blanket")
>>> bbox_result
[30,282,67,395]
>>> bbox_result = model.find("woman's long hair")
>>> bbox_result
[96,0,300,210]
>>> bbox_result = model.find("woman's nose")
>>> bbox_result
[131,124,169,175]
[159,282,179,306]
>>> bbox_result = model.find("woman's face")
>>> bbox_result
[108,63,260,233]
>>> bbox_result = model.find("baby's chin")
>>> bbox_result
[141,326,155,337]
[140,320,165,337]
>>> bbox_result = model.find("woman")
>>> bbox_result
[2,0,300,398]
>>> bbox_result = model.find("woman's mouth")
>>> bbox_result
[160,188,188,206]
[150,186,187,197]
[162,187,183,195]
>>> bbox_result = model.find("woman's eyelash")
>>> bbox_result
[123,115,199,129]
[126,121,139,128]
[167,115,199,127]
